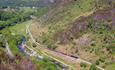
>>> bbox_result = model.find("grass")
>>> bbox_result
[46,0,95,28]
[29,44,76,69]
[39,0,95,49]
[7,20,32,35]
[41,50,76,70]
[34,1,115,70]
[35,7,48,18]
[106,63,115,70]
[0,20,32,36]
[31,57,62,70]
[0,20,32,55]
[0,20,62,70]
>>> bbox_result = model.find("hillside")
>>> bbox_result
[0,0,72,8]
[0,3,63,70]
[0,0,115,70]
[30,0,115,70]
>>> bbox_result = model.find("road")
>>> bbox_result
[26,12,105,70]
[5,40,14,59]
[27,21,105,70]
[26,21,76,70]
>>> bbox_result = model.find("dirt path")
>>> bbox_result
[27,19,105,70]
[5,40,14,59]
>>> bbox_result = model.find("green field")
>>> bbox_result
[0,20,31,54]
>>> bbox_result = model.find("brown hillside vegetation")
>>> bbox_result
[56,7,114,44]
[0,48,37,70]
[31,7,115,70]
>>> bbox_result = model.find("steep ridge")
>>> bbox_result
[31,0,115,70]
[38,0,96,49]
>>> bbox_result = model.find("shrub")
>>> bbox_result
[95,60,100,65]
[32,43,36,47]
[99,56,105,63]
[80,62,87,68]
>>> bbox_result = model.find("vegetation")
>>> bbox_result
[80,62,87,68]
[0,2,61,69]
[0,10,32,30]
[32,57,61,70]
[89,64,98,70]
[0,20,30,55]
[34,7,48,18]
[39,0,96,49]
[0,0,115,70]
[0,0,40,8]
[30,0,115,70]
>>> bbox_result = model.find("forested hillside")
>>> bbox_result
[0,11,32,29]
[0,0,70,8]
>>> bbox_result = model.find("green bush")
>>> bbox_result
[80,62,87,68]
[32,43,37,47]
[95,60,100,65]
[99,56,105,63]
